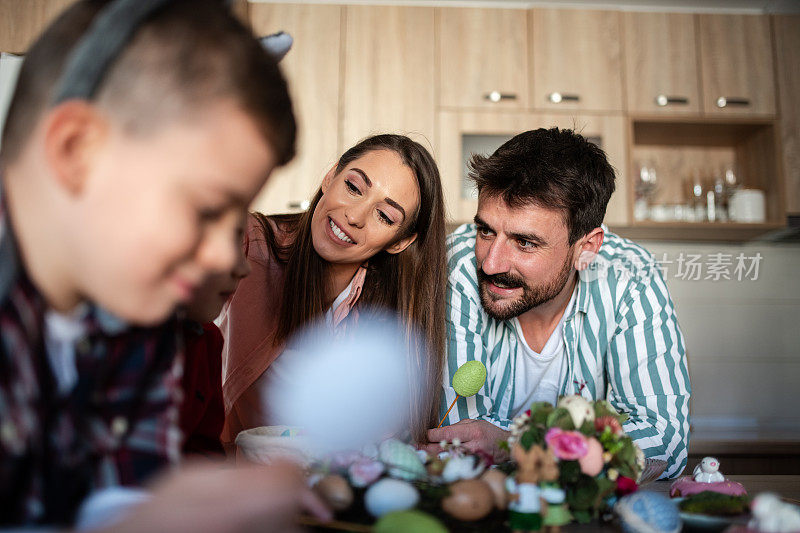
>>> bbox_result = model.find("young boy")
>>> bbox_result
[180,226,250,458]
[0,0,328,529]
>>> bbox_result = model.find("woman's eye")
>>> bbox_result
[378,210,394,225]
[345,180,361,194]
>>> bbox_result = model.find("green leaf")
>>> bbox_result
[579,419,595,436]
[593,400,618,419]
[547,408,575,430]
[530,402,554,425]
[498,440,510,452]
[567,475,599,510]
[558,461,581,485]
[572,510,592,524]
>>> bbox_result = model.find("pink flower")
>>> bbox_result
[545,428,589,460]
[616,475,638,495]
[578,437,604,476]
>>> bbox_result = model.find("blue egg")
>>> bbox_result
[615,491,682,533]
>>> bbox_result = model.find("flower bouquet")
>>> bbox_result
[502,395,645,525]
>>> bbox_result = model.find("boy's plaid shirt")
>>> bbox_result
[0,200,183,526]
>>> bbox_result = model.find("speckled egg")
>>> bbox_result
[379,439,427,481]
[374,510,447,533]
[615,491,681,533]
[480,469,509,510]
[441,479,494,521]
[313,474,353,511]
[365,478,420,517]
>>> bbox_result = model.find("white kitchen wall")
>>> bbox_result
[638,239,800,431]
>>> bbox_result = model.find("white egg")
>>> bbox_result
[365,478,420,517]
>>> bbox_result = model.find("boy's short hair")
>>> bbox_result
[468,127,616,245]
[1,0,296,166]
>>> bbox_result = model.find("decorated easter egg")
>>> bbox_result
[365,479,420,517]
[480,469,508,510]
[558,395,595,428]
[615,491,681,533]
[441,479,494,521]
[452,361,487,397]
[375,510,447,533]
[348,459,384,488]
[313,474,353,511]
[379,439,427,481]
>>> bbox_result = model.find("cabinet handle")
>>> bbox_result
[287,200,310,210]
[484,91,517,103]
[655,95,689,106]
[548,92,580,104]
[716,97,750,108]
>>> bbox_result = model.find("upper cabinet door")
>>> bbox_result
[697,14,775,117]
[249,3,342,215]
[531,8,624,112]
[774,15,800,215]
[438,8,528,110]
[0,0,75,53]
[341,6,435,151]
[624,12,701,115]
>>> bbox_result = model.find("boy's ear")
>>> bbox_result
[385,233,417,255]
[574,227,604,272]
[43,101,108,196]
[320,164,337,194]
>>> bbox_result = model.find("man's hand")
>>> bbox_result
[109,461,331,533]
[422,419,510,462]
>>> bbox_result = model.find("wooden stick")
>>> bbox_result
[297,515,372,532]
[437,394,460,428]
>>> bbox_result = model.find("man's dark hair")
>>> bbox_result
[468,127,616,245]
[1,0,296,166]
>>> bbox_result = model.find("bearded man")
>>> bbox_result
[426,128,690,479]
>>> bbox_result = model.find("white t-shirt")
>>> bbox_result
[44,305,89,396]
[509,287,577,416]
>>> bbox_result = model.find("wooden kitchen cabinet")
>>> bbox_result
[438,8,528,110]
[773,15,800,215]
[623,12,701,115]
[530,8,624,112]
[341,6,435,152]
[438,111,628,225]
[697,14,775,117]
[0,0,75,53]
[248,3,341,216]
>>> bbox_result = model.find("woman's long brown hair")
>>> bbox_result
[252,134,446,443]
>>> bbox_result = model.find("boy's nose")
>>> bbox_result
[198,226,238,274]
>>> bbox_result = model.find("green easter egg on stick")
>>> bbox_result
[438,361,487,428]
[452,360,487,397]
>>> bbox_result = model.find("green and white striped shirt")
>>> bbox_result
[441,224,691,479]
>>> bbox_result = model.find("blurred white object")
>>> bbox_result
[749,493,800,533]
[259,31,293,61]
[364,478,419,517]
[75,487,150,531]
[235,425,313,466]
[0,53,24,149]
[729,189,766,223]
[267,314,420,456]
[441,455,486,483]
[692,456,725,483]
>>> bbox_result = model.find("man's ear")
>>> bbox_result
[385,233,417,255]
[321,164,337,194]
[43,101,108,196]
[573,227,604,271]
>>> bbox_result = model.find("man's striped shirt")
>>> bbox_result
[441,224,691,479]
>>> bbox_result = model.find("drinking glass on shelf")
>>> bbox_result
[635,162,658,220]
[684,170,707,222]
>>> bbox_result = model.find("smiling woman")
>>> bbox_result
[219,134,447,448]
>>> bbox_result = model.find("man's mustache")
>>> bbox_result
[477,270,526,290]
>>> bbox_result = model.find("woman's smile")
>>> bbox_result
[327,216,356,245]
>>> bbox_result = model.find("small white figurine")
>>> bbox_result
[692,457,725,483]
[749,493,800,533]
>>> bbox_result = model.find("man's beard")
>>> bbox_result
[477,252,574,321]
